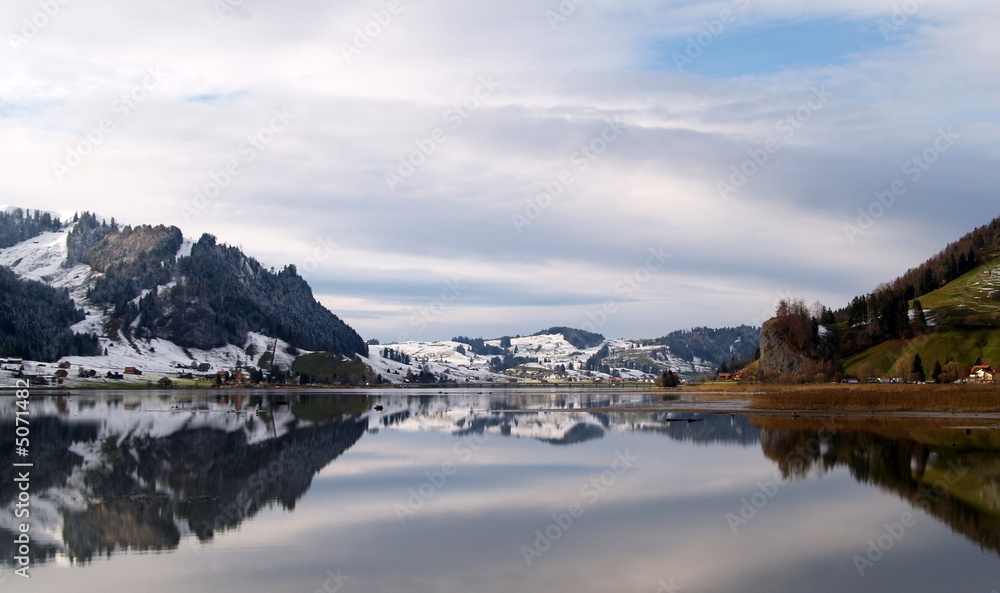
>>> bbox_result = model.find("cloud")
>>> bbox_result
[2,0,998,340]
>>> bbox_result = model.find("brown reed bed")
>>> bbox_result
[740,382,1000,413]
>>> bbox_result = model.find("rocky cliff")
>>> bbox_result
[758,314,817,381]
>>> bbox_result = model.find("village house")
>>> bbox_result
[124,367,142,375]
[54,369,69,379]
[969,364,997,383]
[58,361,71,369]
[970,365,997,383]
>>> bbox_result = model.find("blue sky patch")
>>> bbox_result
[653,17,895,77]
[184,91,249,104]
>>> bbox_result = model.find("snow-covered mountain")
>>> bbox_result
[0,209,367,386]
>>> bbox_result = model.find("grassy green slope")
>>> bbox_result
[917,250,1000,325]
[843,252,1000,378]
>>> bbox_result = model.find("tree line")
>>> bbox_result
[0,208,63,249]
[0,266,101,361]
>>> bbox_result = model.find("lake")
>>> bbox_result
[2,388,999,592]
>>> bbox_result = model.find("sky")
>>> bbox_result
[1,0,998,343]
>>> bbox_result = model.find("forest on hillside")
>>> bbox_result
[836,216,1000,359]
[650,325,761,365]
[3,212,368,360]
[0,267,101,361]
[0,208,63,248]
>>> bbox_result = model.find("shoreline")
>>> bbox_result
[4,381,999,420]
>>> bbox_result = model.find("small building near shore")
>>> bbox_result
[970,365,997,383]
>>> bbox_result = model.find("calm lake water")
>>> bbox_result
[2,388,999,592]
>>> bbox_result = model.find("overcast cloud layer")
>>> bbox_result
[2,0,998,341]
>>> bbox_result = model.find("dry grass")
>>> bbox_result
[748,415,999,434]
[741,383,1000,413]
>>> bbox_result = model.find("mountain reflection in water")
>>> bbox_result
[1,388,999,588]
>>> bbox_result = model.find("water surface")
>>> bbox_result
[2,388,998,592]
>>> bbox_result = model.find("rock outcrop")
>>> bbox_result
[758,315,817,381]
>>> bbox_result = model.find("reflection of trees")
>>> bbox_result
[757,418,1000,556]
[84,420,368,550]
[629,414,760,447]
[0,417,101,567]
[0,400,367,566]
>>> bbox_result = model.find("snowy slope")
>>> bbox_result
[366,331,712,384]
[0,227,108,338]
[0,226,309,386]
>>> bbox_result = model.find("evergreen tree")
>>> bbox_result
[911,300,927,335]
[911,353,925,382]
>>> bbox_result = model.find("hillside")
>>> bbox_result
[0,266,100,361]
[367,328,730,385]
[842,251,1000,380]
[0,207,62,248]
[646,326,760,367]
[758,215,1000,382]
[64,214,367,355]
[0,209,367,382]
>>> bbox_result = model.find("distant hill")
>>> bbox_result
[533,326,605,349]
[648,326,760,366]
[371,325,740,384]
